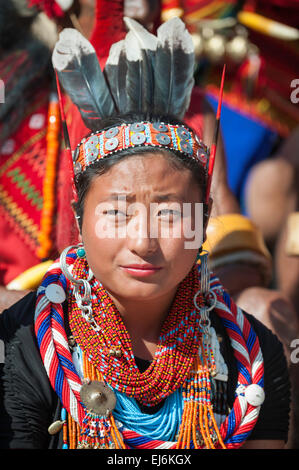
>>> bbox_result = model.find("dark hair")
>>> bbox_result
[74,113,208,231]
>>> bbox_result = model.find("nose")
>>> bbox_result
[126,204,158,257]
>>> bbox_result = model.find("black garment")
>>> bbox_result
[0,291,290,449]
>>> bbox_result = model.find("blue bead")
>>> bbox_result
[61,407,67,420]
[77,247,86,258]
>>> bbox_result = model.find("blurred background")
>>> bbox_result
[0,0,299,447]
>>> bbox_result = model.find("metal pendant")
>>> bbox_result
[48,420,64,435]
[80,380,116,416]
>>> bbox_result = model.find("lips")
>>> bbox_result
[120,263,162,277]
[122,264,161,270]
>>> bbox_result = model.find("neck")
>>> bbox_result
[106,286,178,360]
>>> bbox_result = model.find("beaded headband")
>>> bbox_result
[53,19,225,203]
[73,121,210,176]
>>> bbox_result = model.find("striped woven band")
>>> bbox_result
[34,252,264,448]
[73,121,210,175]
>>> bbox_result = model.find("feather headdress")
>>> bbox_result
[52,16,195,127]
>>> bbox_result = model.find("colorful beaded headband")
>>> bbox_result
[73,121,210,176]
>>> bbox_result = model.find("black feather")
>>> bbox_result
[123,17,157,111]
[104,40,128,114]
[124,29,143,113]
[153,17,195,119]
[52,28,115,131]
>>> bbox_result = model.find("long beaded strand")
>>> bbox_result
[37,91,61,259]
[67,353,126,449]
[175,338,226,449]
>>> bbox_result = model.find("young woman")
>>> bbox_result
[0,19,290,450]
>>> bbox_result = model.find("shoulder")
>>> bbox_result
[0,291,36,341]
[237,310,290,441]
[212,299,290,442]
[0,324,59,448]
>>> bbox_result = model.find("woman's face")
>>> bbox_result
[81,152,205,302]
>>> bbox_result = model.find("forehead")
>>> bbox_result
[88,152,202,202]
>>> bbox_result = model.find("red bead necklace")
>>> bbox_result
[68,257,204,407]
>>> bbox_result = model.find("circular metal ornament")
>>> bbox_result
[193,289,217,312]
[195,133,203,146]
[131,132,146,145]
[180,141,193,154]
[87,135,99,146]
[176,127,190,140]
[244,384,265,407]
[105,127,119,138]
[156,133,171,145]
[130,122,145,133]
[85,142,98,152]
[196,149,208,164]
[60,245,93,286]
[105,137,119,152]
[74,161,82,175]
[45,283,66,304]
[80,380,116,416]
[153,122,168,132]
[86,150,98,163]
[72,146,80,163]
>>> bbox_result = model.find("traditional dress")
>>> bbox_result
[0,5,291,451]
[0,263,290,449]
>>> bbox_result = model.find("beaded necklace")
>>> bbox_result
[35,250,264,449]
[68,257,206,407]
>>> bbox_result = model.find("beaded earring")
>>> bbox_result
[60,245,100,331]
[193,247,216,339]
[194,247,218,379]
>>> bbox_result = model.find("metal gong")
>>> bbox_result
[80,380,116,416]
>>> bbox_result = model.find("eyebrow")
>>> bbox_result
[102,192,186,202]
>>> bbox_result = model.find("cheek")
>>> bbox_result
[159,235,198,277]
[81,212,122,277]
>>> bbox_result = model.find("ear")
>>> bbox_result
[71,199,83,242]
[77,226,83,243]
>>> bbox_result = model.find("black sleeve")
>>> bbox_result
[0,325,60,449]
[243,313,291,442]
[0,291,37,341]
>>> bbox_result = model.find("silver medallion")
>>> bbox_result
[131,132,146,145]
[176,127,190,140]
[74,161,82,175]
[105,137,119,152]
[180,141,193,154]
[153,122,168,132]
[130,122,145,133]
[45,284,66,304]
[80,380,117,416]
[105,127,119,139]
[156,133,171,145]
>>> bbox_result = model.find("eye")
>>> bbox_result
[158,209,181,218]
[104,209,127,218]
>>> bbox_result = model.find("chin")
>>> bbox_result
[110,278,167,301]
[122,281,164,299]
